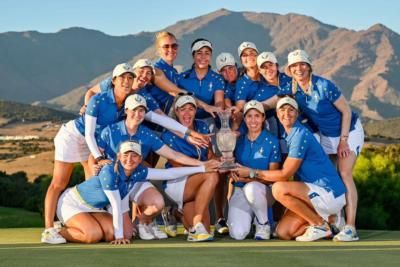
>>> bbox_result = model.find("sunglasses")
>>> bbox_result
[177,92,194,96]
[161,43,179,50]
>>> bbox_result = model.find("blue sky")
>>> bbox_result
[0,0,398,35]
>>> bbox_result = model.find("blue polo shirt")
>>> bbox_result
[99,77,160,112]
[177,67,224,118]
[280,75,358,137]
[148,58,179,113]
[161,120,210,168]
[285,121,346,197]
[98,121,165,160]
[235,74,265,103]
[74,89,125,139]
[76,163,148,208]
[234,129,281,187]
[224,82,236,104]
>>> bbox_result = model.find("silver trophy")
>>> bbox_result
[216,110,237,169]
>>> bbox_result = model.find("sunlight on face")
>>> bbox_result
[244,109,265,133]
[193,47,212,69]
[175,103,196,127]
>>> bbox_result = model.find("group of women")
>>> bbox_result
[41,30,364,245]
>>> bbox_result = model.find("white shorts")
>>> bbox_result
[54,120,90,162]
[164,176,188,210]
[318,119,364,155]
[56,187,106,224]
[305,182,346,221]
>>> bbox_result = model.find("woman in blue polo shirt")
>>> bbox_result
[161,94,220,242]
[147,31,180,114]
[56,140,219,244]
[283,50,364,242]
[41,63,135,245]
[234,96,347,242]
[228,100,281,240]
[98,94,215,240]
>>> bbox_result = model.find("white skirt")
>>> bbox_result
[56,187,106,224]
[54,120,90,163]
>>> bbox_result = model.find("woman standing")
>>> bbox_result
[228,100,281,240]
[56,140,219,244]
[41,63,135,244]
[283,50,364,241]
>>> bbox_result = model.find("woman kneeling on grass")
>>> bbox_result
[234,96,346,241]
[56,140,219,244]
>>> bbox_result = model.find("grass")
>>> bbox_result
[0,228,399,267]
[0,206,43,228]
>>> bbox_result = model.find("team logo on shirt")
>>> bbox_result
[208,82,213,91]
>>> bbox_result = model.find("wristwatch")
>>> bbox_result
[249,169,255,179]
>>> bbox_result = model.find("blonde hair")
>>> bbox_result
[154,31,176,48]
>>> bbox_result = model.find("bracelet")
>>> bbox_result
[340,135,349,141]
[183,132,189,141]
[185,128,192,137]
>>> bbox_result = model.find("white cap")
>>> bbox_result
[276,96,299,110]
[112,63,135,78]
[257,52,278,68]
[238,41,258,57]
[175,94,197,109]
[191,40,213,53]
[133,59,155,73]
[216,52,236,72]
[125,94,148,111]
[119,141,142,156]
[243,100,265,116]
[285,49,312,74]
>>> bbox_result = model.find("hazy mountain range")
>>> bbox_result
[1,9,399,120]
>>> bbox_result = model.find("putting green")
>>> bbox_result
[0,229,399,267]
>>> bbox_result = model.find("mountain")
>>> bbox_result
[0,27,154,103]
[0,100,75,126]
[1,9,400,120]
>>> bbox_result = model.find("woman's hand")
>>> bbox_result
[93,159,112,175]
[203,104,222,118]
[203,159,221,172]
[110,238,131,245]
[79,104,87,115]
[230,171,253,183]
[187,131,211,148]
[337,139,351,158]
[232,164,251,178]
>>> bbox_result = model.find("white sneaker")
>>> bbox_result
[187,223,213,242]
[41,227,66,244]
[333,225,359,242]
[138,223,156,240]
[254,222,271,240]
[296,222,332,242]
[149,223,168,239]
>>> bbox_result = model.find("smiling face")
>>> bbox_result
[240,48,258,70]
[289,62,311,83]
[259,61,279,83]
[244,109,265,134]
[276,104,299,129]
[220,65,238,83]
[134,66,153,88]
[175,103,196,127]
[193,46,212,70]
[112,72,134,95]
[119,151,142,172]
[125,106,146,126]
[157,35,178,65]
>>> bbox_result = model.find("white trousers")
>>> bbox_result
[227,181,274,240]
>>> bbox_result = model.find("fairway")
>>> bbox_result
[0,229,399,266]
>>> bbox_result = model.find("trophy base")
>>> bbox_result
[219,161,237,170]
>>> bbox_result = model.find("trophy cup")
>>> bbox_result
[216,110,237,169]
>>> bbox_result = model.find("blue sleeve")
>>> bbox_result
[98,164,119,191]
[161,131,176,149]
[214,75,225,91]
[100,77,113,92]
[326,80,342,103]
[141,91,160,111]
[235,78,247,101]
[85,94,101,117]
[148,129,165,151]
[288,131,309,159]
